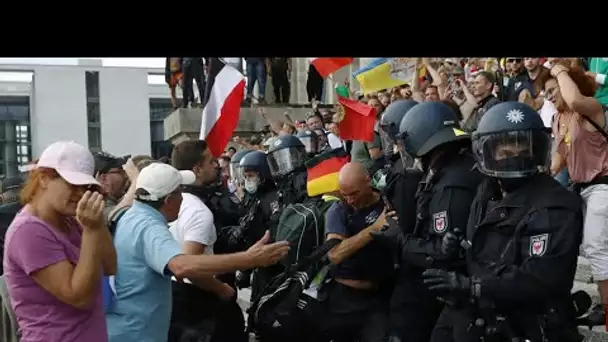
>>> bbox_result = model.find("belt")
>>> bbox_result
[574,175,608,192]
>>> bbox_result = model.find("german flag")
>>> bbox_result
[306,148,350,197]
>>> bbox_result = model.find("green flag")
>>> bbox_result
[335,84,350,98]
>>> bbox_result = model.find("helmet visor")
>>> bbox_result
[230,163,245,185]
[267,147,306,177]
[472,130,550,178]
[298,136,317,154]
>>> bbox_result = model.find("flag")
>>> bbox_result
[336,96,376,142]
[306,148,350,197]
[200,58,246,157]
[353,58,413,95]
[418,64,427,84]
[308,58,354,78]
[335,83,350,98]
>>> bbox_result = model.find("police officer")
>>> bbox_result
[228,149,253,200]
[422,102,584,342]
[236,151,283,301]
[266,135,309,206]
[373,101,484,342]
[296,129,319,157]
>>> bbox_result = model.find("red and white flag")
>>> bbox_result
[200,58,246,157]
[308,58,354,78]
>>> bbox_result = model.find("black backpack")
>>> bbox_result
[248,238,340,341]
[274,196,339,268]
[108,206,130,236]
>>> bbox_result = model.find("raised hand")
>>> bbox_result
[76,191,105,230]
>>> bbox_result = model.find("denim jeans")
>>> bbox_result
[246,59,266,99]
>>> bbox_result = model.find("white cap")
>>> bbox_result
[135,163,196,201]
[36,141,99,186]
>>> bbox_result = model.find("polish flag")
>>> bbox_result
[308,58,354,78]
[200,58,246,157]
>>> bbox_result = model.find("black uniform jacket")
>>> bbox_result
[466,174,584,312]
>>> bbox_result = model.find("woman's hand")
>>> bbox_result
[76,191,105,230]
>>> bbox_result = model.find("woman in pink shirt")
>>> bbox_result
[3,141,116,342]
[545,60,608,326]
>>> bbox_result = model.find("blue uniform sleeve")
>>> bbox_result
[325,202,349,238]
[140,222,184,276]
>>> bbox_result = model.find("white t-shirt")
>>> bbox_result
[326,132,343,149]
[169,193,216,255]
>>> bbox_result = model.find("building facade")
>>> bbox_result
[0,58,367,178]
[0,60,176,178]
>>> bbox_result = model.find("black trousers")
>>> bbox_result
[271,66,290,103]
[168,281,218,342]
[317,282,389,342]
[306,64,323,102]
[183,62,206,106]
[211,273,248,342]
[387,270,444,342]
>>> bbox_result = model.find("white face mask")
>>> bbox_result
[244,176,260,194]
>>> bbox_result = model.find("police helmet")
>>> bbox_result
[472,101,551,178]
[266,134,307,177]
[239,151,271,181]
[229,149,253,185]
[396,101,468,158]
[380,100,418,142]
[296,129,319,154]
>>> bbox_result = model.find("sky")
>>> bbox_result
[0,58,166,83]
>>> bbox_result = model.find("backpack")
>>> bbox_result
[249,238,340,341]
[274,196,339,268]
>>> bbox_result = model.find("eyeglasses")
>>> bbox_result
[507,58,522,63]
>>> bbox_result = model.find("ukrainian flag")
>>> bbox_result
[353,58,411,95]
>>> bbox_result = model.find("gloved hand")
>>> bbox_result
[441,228,464,257]
[370,215,405,254]
[422,269,471,298]
[235,270,251,289]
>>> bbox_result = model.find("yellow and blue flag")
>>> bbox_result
[353,58,415,95]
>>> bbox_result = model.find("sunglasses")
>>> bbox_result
[507,58,522,63]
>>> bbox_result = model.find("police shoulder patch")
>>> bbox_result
[530,233,549,257]
[432,211,448,233]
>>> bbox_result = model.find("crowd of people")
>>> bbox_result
[0,56,606,342]
[164,57,330,109]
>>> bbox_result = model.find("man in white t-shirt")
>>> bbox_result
[168,140,240,341]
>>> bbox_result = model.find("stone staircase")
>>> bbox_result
[575,257,608,341]
[236,258,608,341]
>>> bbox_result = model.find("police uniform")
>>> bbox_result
[374,101,484,342]
[237,151,284,302]
[423,102,584,342]
[267,135,310,207]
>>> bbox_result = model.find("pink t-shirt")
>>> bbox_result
[3,207,107,342]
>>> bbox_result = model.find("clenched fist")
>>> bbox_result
[76,191,105,230]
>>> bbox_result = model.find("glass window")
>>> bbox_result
[88,127,101,150]
[85,71,100,100]
[87,102,101,123]
[149,98,174,121]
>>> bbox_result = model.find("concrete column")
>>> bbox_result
[4,120,18,178]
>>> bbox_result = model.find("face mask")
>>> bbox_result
[498,178,529,193]
[244,176,260,194]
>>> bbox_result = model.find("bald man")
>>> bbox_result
[318,162,396,342]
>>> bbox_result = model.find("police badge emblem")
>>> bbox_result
[432,211,448,233]
[529,233,549,257]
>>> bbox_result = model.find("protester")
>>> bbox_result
[0,177,23,274]
[546,59,608,325]
[3,141,116,342]
[319,162,393,342]
[587,57,608,107]
[165,58,184,109]
[245,58,267,104]
[106,162,289,342]
[93,152,130,220]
